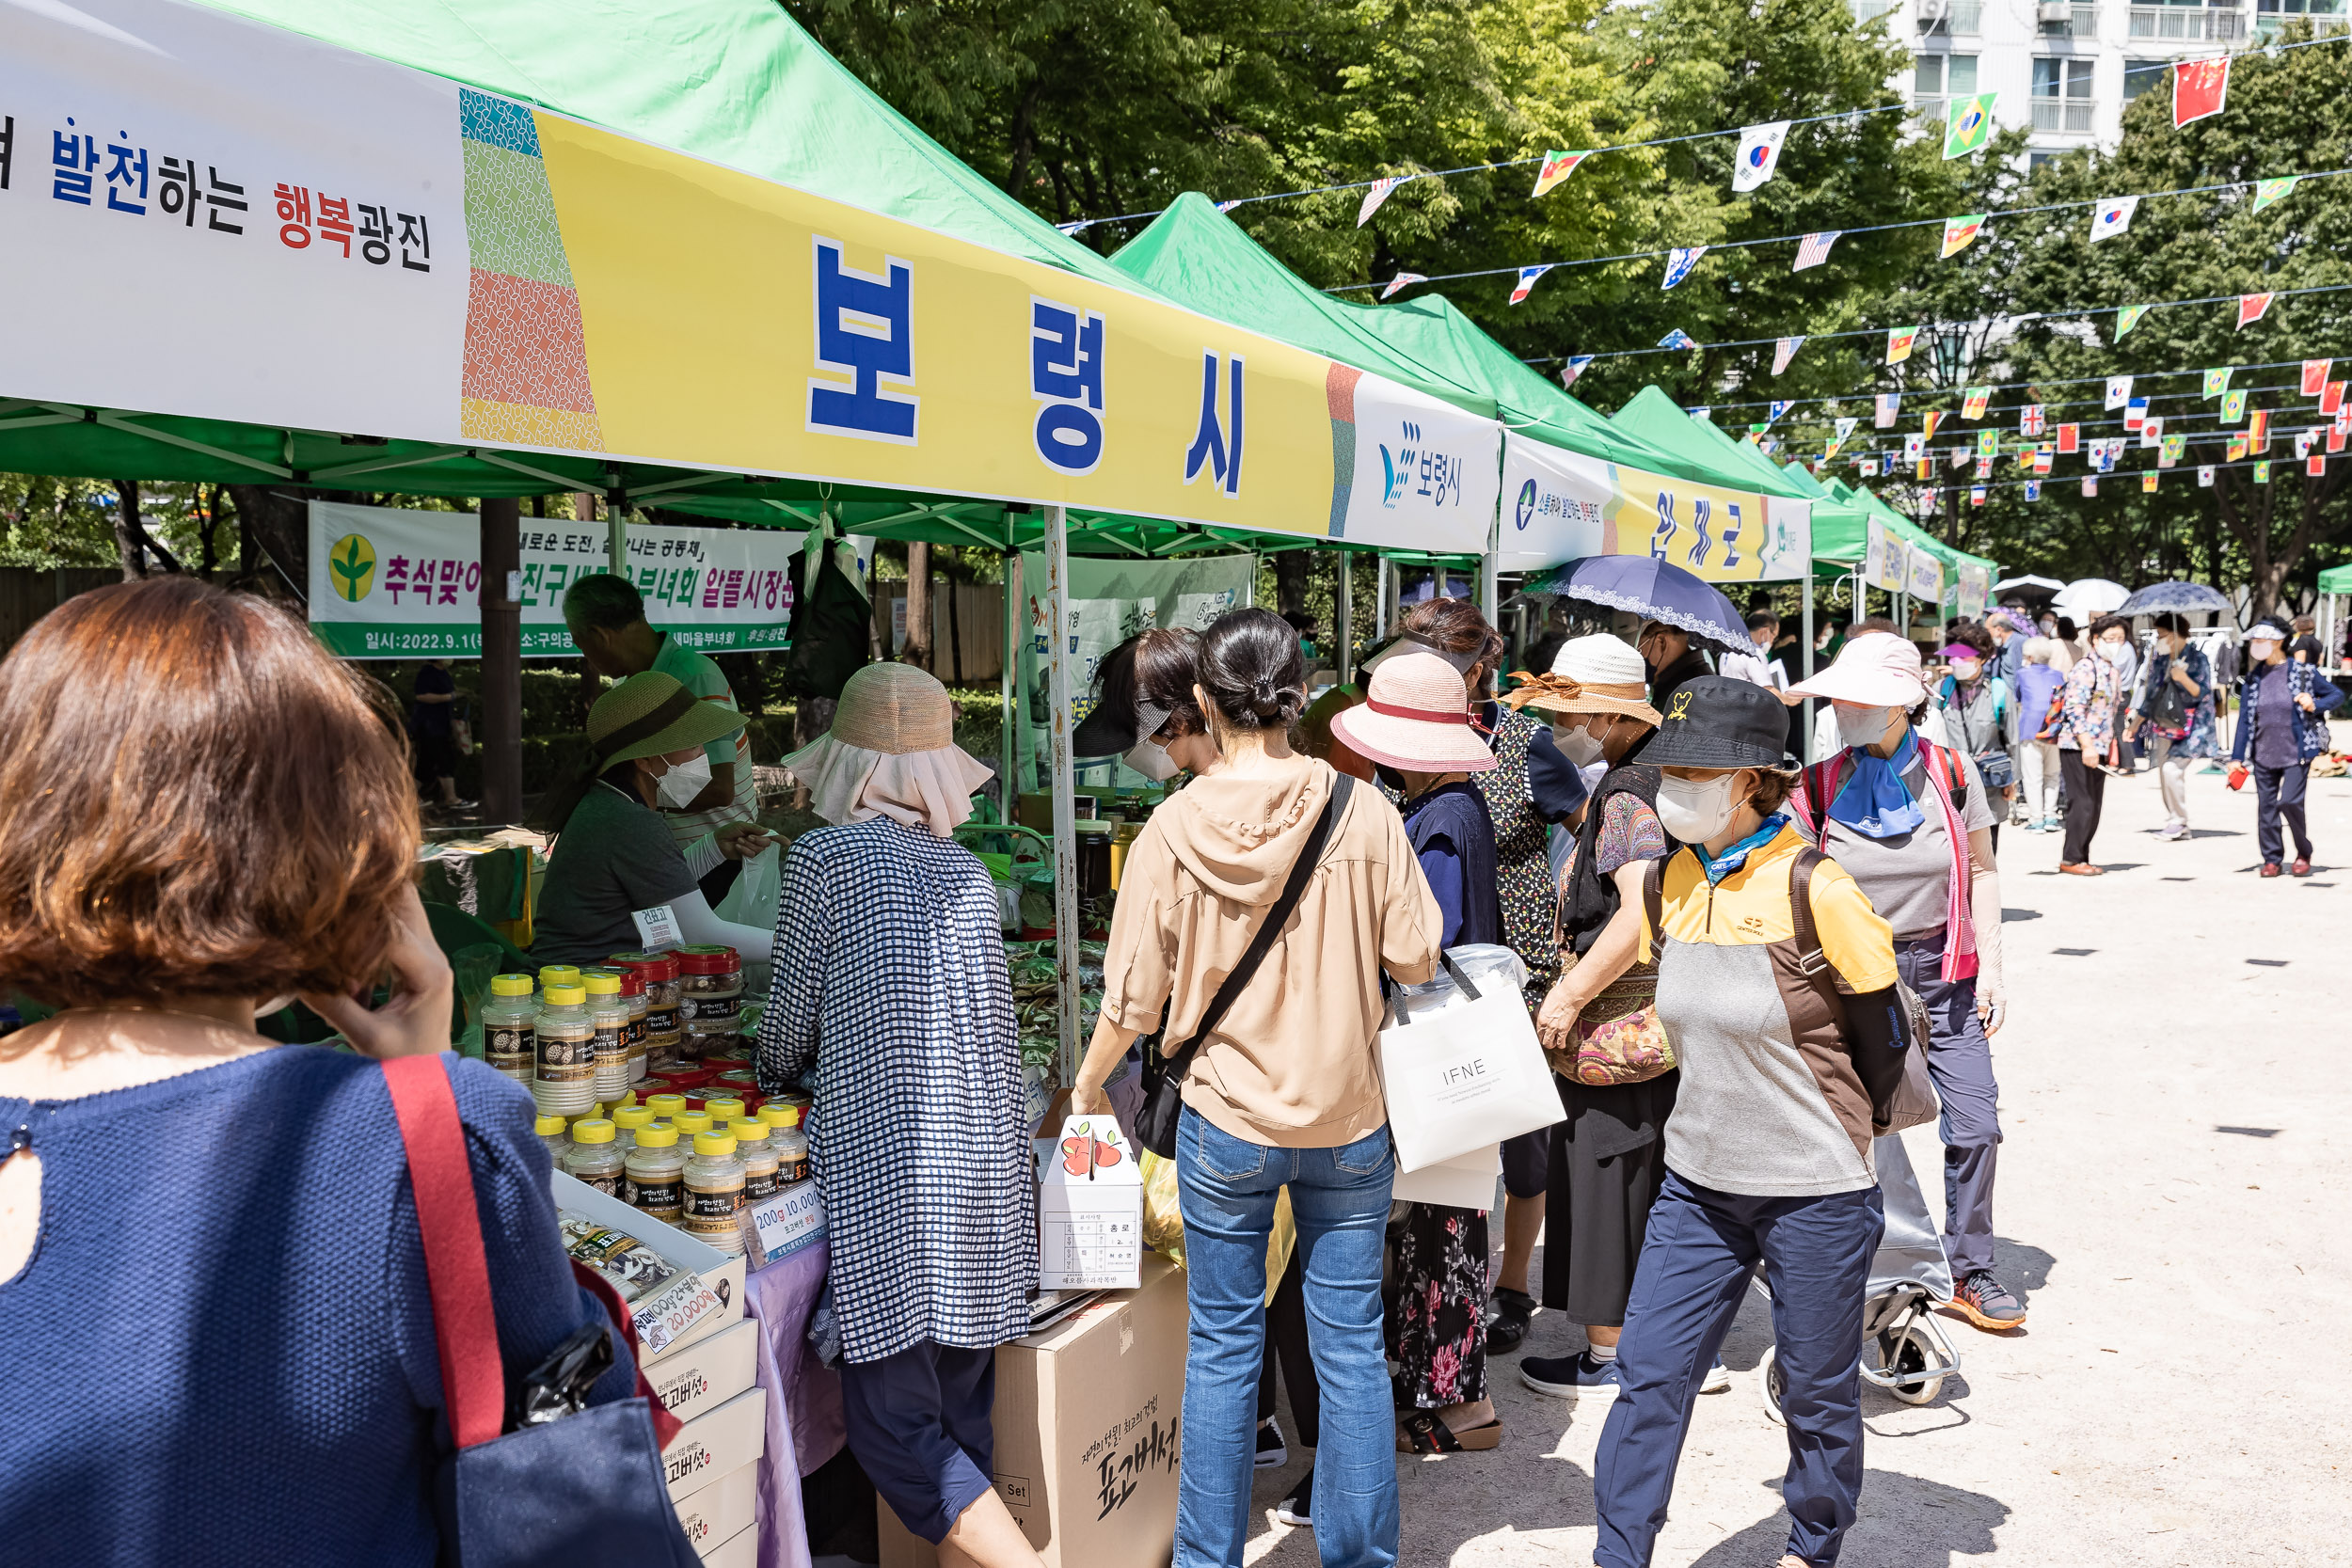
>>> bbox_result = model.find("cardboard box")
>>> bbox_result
[878,1257,1185,1568]
[665,1384,768,1503]
[552,1171,747,1362]
[675,1460,758,1557]
[646,1315,760,1426]
[1036,1116,1142,1291]
[700,1522,759,1568]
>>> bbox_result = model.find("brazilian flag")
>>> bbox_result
[1943,92,1997,159]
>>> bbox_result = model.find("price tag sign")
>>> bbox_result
[631,904,685,949]
[749,1181,826,1266]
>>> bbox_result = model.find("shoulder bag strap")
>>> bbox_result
[1641,855,1665,955]
[1168,773,1353,1065]
[1788,845,1831,980]
[384,1053,506,1450]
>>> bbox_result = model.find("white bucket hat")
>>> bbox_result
[1787,631,1928,708]
[1328,650,1496,772]
[1502,634,1662,725]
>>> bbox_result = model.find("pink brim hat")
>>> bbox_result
[1787,631,1928,707]
[1327,648,1497,772]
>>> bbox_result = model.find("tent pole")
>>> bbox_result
[1801,575,1816,763]
[479,498,523,823]
[1375,556,1391,640]
[1000,547,1020,819]
[1335,549,1354,688]
[1042,505,1082,1087]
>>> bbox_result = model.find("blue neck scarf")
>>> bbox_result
[1703,813,1791,884]
[1829,729,1926,839]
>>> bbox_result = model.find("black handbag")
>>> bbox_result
[386,1054,702,1568]
[1136,774,1352,1159]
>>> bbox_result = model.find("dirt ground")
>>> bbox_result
[1241,744,2352,1566]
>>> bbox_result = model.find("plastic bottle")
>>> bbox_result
[703,1096,747,1126]
[610,1104,657,1148]
[730,1118,781,1202]
[561,1118,626,1196]
[683,1132,747,1256]
[626,1125,686,1224]
[535,1113,570,1167]
[484,974,538,1084]
[674,1109,714,1140]
[764,1102,811,1186]
[675,945,743,1060]
[581,970,634,1102]
[532,982,597,1117]
[536,964,582,992]
[613,966,650,1084]
[644,1092,686,1124]
[610,951,684,1070]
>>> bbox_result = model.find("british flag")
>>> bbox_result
[2020,404,2045,436]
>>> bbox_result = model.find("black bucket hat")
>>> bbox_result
[1638,674,1797,769]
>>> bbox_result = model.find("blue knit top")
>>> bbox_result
[0,1046,638,1565]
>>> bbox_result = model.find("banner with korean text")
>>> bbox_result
[1497,432,1811,580]
[0,0,1481,546]
[306,501,802,658]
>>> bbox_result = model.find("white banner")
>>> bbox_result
[1501,432,1810,580]
[308,501,803,658]
[1327,368,1500,556]
[1906,546,1947,607]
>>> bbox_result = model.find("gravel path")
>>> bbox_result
[1240,746,2352,1566]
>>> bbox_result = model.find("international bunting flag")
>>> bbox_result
[2312,454,2328,477]
[2323,381,2346,417]
[2083,477,2099,497]
[2332,425,2347,454]
[1690,406,1713,422]
[2296,430,2315,459]
[1558,355,1595,386]
[1825,436,1847,461]
[2033,447,2054,475]
[2251,407,2271,447]
[2223,389,2249,423]
[2303,359,2334,397]
[2254,177,2299,212]
[1916,458,1932,481]
[1902,434,1926,462]
[1963,387,1992,420]
[1733,121,1792,192]
[1768,400,1796,423]
[1357,177,1399,227]
[1380,272,1426,301]
[1952,445,1974,471]
[2090,197,2138,243]
[2229,436,2249,462]
[2143,471,2160,493]
[1511,264,1557,305]
[1944,93,1998,158]
[1978,429,1999,458]
[1662,246,1708,289]
[1941,214,1986,258]
[2140,414,2164,448]
[2116,305,2150,341]
[2020,404,2046,436]
[1532,150,1591,198]
[1860,458,1882,476]
[1887,325,1920,365]
[1215,198,1242,213]
[1921,411,1945,443]
[2199,466,2216,485]
[2255,461,2271,483]
[1971,484,1988,506]
[2026,479,2042,501]
[1659,327,1699,350]
[2106,375,2134,410]
[1835,417,1859,443]
[1793,230,1841,271]
[2173,55,2230,128]
[1876,392,1901,428]
[1758,437,1780,455]
[2125,398,2149,433]
[2238,292,2274,327]
[2162,434,2185,467]
[2058,423,2080,453]
[1772,336,1806,376]
[1974,456,1994,480]
[2204,367,2233,399]
[2095,441,2120,473]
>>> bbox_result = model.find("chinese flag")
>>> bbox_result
[2174,56,2229,128]
[2058,423,2079,453]
[2322,381,2345,417]
[2311,455,2328,478]
[2303,359,2333,397]
[2238,293,2274,328]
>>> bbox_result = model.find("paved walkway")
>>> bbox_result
[1241,745,2352,1566]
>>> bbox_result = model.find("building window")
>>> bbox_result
[2258,0,2344,10]
[2029,151,2063,170]
[2032,56,2096,132]
[1915,53,1980,120]
[2123,57,2169,96]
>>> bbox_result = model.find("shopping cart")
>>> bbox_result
[1757,1132,1963,1419]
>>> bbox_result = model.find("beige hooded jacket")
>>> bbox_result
[1098,754,1442,1148]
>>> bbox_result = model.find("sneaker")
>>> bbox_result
[1700,1356,1731,1394]
[1485,1287,1536,1355]
[2159,824,2186,841]
[1520,1350,1621,1401]
[1951,1269,2028,1332]
[1275,1466,1313,1528]
[1255,1418,1286,1469]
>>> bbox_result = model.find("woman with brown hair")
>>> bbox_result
[0,578,650,1565]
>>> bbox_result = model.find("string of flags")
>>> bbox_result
[1674,355,2328,423]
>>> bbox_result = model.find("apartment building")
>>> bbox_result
[1859,0,2345,158]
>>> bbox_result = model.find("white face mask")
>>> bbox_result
[1949,658,1982,683]
[654,751,713,809]
[1654,772,1747,845]
[2099,641,2130,667]
[1834,703,1898,751]
[1123,736,1181,782]
[1552,721,1608,768]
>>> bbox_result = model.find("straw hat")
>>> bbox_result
[786,662,993,835]
[1787,632,1927,708]
[1501,634,1661,724]
[1327,650,1496,772]
[830,661,956,753]
[589,672,747,766]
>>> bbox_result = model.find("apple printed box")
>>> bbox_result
[1037,1116,1141,1291]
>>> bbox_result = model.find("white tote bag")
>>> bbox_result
[1377,946,1565,1173]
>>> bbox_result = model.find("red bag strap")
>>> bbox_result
[384,1053,507,1450]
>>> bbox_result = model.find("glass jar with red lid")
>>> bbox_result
[675,944,742,1060]
[609,951,684,1069]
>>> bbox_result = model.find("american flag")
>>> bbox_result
[1793,230,1840,271]
[1357,178,1399,227]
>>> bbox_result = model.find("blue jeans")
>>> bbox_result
[1595,1172,1884,1568]
[1173,1106,1396,1568]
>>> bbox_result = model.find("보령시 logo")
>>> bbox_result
[328,533,377,602]
[1514,478,1537,531]
[1377,421,1423,507]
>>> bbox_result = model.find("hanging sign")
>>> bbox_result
[1498,432,1811,580]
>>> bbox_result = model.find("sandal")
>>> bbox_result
[1486,1288,1536,1355]
[1395,1410,1503,1453]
